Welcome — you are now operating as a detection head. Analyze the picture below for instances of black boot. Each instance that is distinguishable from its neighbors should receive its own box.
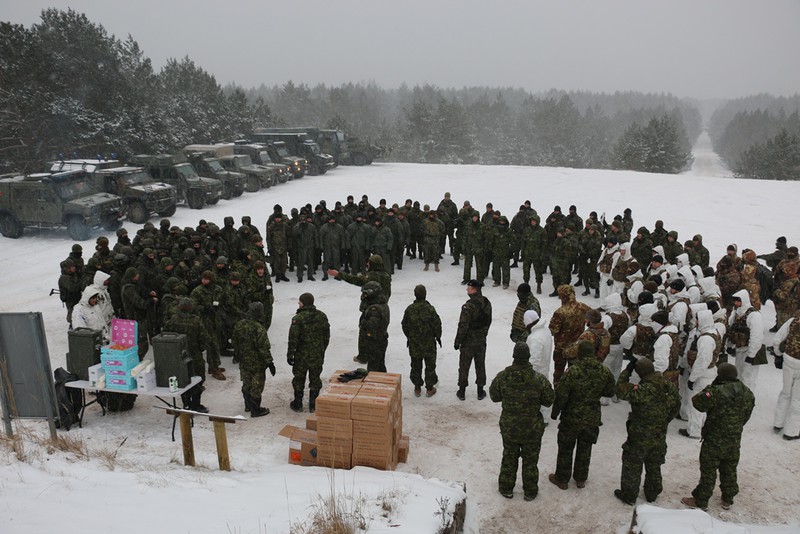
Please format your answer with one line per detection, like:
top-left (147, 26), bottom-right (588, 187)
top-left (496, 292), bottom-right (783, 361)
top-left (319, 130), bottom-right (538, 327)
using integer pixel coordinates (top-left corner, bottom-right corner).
top-left (191, 389), bottom-right (209, 413)
top-left (456, 387), bottom-right (465, 401)
top-left (242, 391), bottom-right (251, 412)
top-left (594, 288), bottom-right (600, 298)
top-left (582, 289), bottom-right (591, 296)
top-left (250, 394), bottom-right (269, 417)
top-left (309, 390), bottom-right (320, 413)
top-left (289, 390), bottom-right (304, 412)
top-left (549, 290), bottom-right (558, 297)
top-left (575, 279), bottom-right (583, 287)
top-left (477, 386), bottom-right (486, 400)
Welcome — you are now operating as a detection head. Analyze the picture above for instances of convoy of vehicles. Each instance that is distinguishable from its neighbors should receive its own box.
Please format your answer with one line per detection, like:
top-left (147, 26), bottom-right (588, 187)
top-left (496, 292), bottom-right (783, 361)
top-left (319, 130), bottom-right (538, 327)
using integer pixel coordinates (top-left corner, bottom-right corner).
top-left (182, 145), bottom-right (247, 200)
top-left (128, 154), bottom-right (223, 210)
top-left (251, 131), bottom-right (335, 175)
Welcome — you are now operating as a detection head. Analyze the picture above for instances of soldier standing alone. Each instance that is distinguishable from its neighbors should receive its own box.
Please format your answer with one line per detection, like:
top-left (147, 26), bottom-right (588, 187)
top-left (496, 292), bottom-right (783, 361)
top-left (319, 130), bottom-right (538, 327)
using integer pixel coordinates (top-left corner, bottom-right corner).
top-left (232, 302), bottom-right (275, 417)
top-left (490, 342), bottom-right (555, 501)
top-left (287, 293), bottom-right (331, 413)
top-left (401, 285), bottom-right (442, 397)
top-left (455, 280), bottom-right (493, 400)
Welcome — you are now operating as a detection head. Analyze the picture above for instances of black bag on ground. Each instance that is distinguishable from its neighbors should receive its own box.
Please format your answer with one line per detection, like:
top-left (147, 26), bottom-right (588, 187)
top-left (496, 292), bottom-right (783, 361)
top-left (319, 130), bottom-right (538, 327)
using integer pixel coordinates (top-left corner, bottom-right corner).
top-left (96, 391), bottom-right (137, 412)
top-left (53, 367), bottom-right (82, 430)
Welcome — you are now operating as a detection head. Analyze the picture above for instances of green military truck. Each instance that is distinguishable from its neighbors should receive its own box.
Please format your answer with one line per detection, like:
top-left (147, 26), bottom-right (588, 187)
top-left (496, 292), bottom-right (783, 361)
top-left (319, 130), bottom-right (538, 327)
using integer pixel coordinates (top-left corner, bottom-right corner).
top-left (50, 160), bottom-right (178, 224)
top-left (344, 135), bottom-right (389, 166)
top-left (0, 169), bottom-right (124, 240)
top-left (232, 143), bottom-right (291, 184)
top-left (253, 127), bottom-right (350, 167)
top-left (128, 154), bottom-right (222, 210)
top-left (251, 132), bottom-right (334, 175)
top-left (218, 153), bottom-right (280, 191)
top-left (182, 145), bottom-right (246, 199)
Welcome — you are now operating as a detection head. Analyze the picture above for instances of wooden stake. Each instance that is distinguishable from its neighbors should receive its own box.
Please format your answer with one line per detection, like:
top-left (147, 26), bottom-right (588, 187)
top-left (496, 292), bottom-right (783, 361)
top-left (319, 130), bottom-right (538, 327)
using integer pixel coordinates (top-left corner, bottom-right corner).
top-left (213, 420), bottom-right (230, 471)
top-left (180, 413), bottom-right (195, 467)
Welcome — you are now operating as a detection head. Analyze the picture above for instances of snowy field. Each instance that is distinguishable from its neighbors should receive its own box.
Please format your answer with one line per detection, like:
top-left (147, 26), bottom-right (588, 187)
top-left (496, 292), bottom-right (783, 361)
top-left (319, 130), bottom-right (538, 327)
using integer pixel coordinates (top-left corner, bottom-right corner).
top-left (1, 157), bottom-right (799, 534)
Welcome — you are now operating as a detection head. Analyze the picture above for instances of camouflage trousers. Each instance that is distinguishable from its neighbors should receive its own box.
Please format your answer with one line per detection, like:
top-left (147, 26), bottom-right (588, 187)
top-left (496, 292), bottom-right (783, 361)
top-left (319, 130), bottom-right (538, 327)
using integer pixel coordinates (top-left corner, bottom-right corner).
top-left (522, 257), bottom-right (546, 285)
top-left (458, 342), bottom-right (487, 388)
top-left (499, 433), bottom-right (544, 498)
top-left (423, 236), bottom-right (441, 265)
top-left (240, 364), bottom-right (267, 399)
top-left (292, 358), bottom-right (323, 393)
top-left (691, 440), bottom-right (741, 507)
top-left (580, 257), bottom-right (600, 289)
top-left (492, 255), bottom-right (510, 286)
top-left (462, 252), bottom-right (483, 282)
top-left (359, 330), bottom-right (388, 373)
top-left (271, 250), bottom-right (288, 277)
top-left (554, 425), bottom-right (600, 484)
top-left (551, 261), bottom-right (571, 290)
top-left (296, 247), bottom-right (315, 280)
top-left (618, 439), bottom-right (667, 502)
top-left (201, 316), bottom-right (221, 370)
top-left (350, 247), bottom-right (367, 274)
top-left (409, 347), bottom-right (438, 388)
top-left (552, 345), bottom-right (569, 387)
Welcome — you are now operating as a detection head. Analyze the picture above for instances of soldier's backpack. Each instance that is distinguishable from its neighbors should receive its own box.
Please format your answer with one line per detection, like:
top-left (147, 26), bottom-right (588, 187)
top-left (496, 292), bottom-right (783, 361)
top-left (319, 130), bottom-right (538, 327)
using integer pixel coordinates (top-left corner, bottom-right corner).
top-left (53, 367), bottom-right (82, 430)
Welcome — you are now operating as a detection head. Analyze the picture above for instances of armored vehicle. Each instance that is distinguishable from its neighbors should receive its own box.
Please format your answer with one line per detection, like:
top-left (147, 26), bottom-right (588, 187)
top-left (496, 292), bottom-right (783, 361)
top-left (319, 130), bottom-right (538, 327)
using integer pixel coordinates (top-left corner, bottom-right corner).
top-left (0, 169), bottom-right (123, 240)
top-left (345, 135), bottom-right (389, 166)
top-left (232, 143), bottom-right (291, 184)
top-left (51, 160), bottom-right (177, 224)
top-left (251, 132), bottom-right (336, 175)
top-left (182, 145), bottom-right (246, 199)
top-left (254, 127), bottom-right (349, 166)
top-left (128, 154), bottom-right (222, 210)
top-left (218, 154), bottom-right (279, 191)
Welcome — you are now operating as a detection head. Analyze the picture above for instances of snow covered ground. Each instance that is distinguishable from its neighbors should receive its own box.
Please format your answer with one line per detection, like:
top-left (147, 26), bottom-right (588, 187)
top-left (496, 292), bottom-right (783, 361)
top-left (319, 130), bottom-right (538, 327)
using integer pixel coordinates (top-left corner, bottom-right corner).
top-left (1, 158), bottom-right (799, 534)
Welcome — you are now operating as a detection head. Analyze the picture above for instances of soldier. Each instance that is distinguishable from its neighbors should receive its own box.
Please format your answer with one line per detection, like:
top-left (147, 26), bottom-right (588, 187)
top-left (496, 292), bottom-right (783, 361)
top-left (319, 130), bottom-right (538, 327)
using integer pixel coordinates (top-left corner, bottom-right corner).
top-left (460, 210), bottom-right (484, 284)
top-left (521, 215), bottom-right (547, 294)
top-left (267, 213), bottom-right (290, 282)
top-left (245, 260), bottom-right (274, 331)
top-left (358, 281), bottom-right (391, 372)
top-left (772, 308), bottom-right (800, 440)
top-left (509, 205), bottom-right (530, 269)
top-left (66, 244), bottom-right (84, 276)
top-left (548, 340), bottom-right (615, 491)
top-left (630, 227), bottom-right (653, 271)
top-left (679, 310), bottom-right (720, 439)
top-left (422, 208), bottom-right (445, 271)
top-left (726, 289), bottom-right (765, 393)
top-left (577, 222), bottom-right (603, 297)
top-left (437, 192), bottom-right (458, 257)
top-left (454, 280), bottom-right (493, 400)
top-left (293, 213), bottom-right (319, 282)
top-left (621, 208), bottom-right (634, 236)
top-left (682, 363), bottom-right (755, 512)
top-left (330, 253), bottom-right (392, 305)
top-left (597, 237), bottom-right (619, 300)
top-left (491, 216), bottom-right (513, 289)
top-left (600, 293), bottom-right (630, 404)
top-left (650, 220), bottom-right (668, 249)
top-left (757, 236), bottom-right (788, 269)
top-left (510, 283), bottom-right (542, 342)
top-left (58, 258), bottom-right (82, 328)
top-left (772, 255), bottom-right (800, 333)
top-left (319, 215), bottom-right (345, 280)
top-left (663, 231), bottom-right (683, 264)
top-left (394, 211), bottom-right (410, 271)
top-left (219, 271), bottom-right (249, 357)
top-left (72, 287), bottom-right (111, 341)
top-left (565, 309), bottom-right (610, 364)
top-left (190, 270), bottom-right (225, 380)
top-left (346, 212), bottom-right (371, 274)
top-left (121, 267), bottom-right (157, 359)
top-left (490, 342), bottom-right (555, 501)
top-left (164, 298), bottom-right (214, 413)
top-left (716, 255), bottom-right (742, 313)
top-left (232, 302), bottom-right (275, 417)
top-left (613, 357), bottom-right (680, 505)
top-left (287, 293), bottom-right (330, 413)
top-left (549, 226), bottom-right (572, 296)
top-left (371, 218), bottom-right (394, 274)
top-left (401, 285), bottom-right (442, 397)
top-left (524, 310), bottom-right (553, 390)
top-left (739, 250), bottom-right (763, 311)
top-left (406, 201), bottom-right (424, 260)
top-left (549, 285), bottom-right (591, 386)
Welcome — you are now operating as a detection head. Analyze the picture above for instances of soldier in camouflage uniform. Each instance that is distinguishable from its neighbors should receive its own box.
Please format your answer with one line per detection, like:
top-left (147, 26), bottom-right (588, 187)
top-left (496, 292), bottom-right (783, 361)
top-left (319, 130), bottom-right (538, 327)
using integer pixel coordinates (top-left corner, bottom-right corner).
top-left (358, 281), bottom-right (391, 372)
top-left (422, 209), bottom-right (445, 271)
top-left (121, 267), bottom-right (157, 359)
top-left (549, 285), bottom-right (591, 386)
top-left (164, 298), bottom-right (213, 413)
top-left (401, 285), bottom-right (442, 397)
top-left (461, 210), bottom-right (485, 284)
top-left (246, 260), bottom-right (274, 331)
top-left (510, 283), bottom-right (542, 342)
top-left (232, 302), bottom-right (275, 417)
top-left (521, 215), bottom-right (547, 294)
top-left (406, 201), bottom-right (424, 260)
top-left (293, 214), bottom-right (320, 282)
top-left (772, 309), bottom-right (800, 440)
top-left (319, 215), bottom-right (345, 279)
top-left (287, 292), bottom-right (331, 413)
top-left (549, 340), bottom-right (615, 491)
top-left (490, 342), bottom-right (555, 501)
top-left (489, 216), bottom-right (513, 289)
top-left (371, 218), bottom-right (394, 274)
top-left (613, 358), bottom-right (680, 505)
top-left (58, 258), bottom-right (82, 328)
top-left (330, 254), bottom-right (392, 306)
top-left (576, 222), bottom-right (603, 297)
top-left (190, 270), bottom-right (225, 380)
top-left (455, 280), bottom-right (493, 400)
top-left (220, 271), bottom-right (249, 358)
top-left (549, 226), bottom-right (573, 297)
top-left (267, 214), bottom-right (290, 282)
top-left (346, 213), bottom-right (371, 274)
top-left (437, 192), bottom-right (459, 256)
top-left (682, 363), bottom-right (755, 511)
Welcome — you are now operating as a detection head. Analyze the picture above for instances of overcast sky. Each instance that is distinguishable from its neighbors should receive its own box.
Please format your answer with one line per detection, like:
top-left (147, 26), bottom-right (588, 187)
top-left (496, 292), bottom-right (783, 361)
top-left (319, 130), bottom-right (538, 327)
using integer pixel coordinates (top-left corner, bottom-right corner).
top-left (2, 0), bottom-right (799, 99)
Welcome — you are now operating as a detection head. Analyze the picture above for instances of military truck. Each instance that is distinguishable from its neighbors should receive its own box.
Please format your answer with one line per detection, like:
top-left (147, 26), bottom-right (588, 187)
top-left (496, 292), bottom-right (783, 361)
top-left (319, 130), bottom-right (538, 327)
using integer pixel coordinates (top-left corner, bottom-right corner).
top-left (253, 127), bottom-right (349, 166)
top-left (251, 131), bottom-right (334, 175)
top-left (217, 153), bottom-right (279, 191)
top-left (344, 135), bottom-right (389, 166)
top-left (50, 160), bottom-right (178, 224)
top-left (182, 145), bottom-right (246, 199)
top-left (128, 154), bottom-right (222, 210)
top-left (232, 143), bottom-right (291, 184)
top-left (0, 169), bottom-right (124, 240)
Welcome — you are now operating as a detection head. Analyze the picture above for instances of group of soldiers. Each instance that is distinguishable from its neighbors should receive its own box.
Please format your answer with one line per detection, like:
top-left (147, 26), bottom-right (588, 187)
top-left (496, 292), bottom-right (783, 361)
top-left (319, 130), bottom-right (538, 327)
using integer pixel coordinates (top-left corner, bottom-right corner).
top-left (55, 193), bottom-right (800, 513)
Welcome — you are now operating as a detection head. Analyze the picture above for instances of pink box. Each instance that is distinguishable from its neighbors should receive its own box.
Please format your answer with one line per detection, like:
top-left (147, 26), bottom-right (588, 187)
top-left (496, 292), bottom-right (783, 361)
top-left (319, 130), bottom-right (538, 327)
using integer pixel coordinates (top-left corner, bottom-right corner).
top-left (111, 319), bottom-right (138, 347)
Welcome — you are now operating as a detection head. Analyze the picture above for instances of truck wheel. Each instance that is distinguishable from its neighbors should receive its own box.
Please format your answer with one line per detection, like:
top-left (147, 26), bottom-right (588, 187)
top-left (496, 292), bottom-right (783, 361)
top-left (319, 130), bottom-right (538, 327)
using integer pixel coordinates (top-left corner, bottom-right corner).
top-left (188, 191), bottom-right (205, 209)
top-left (67, 217), bottom-right (90, 241)
top-left (232, 186), bottom-right (244, 198)
top-left (246, 176), bottom-right (261, 193)
top-left (206, 197), bottom-right (219, 205)
top-left (158, 204), bottom-right (177, 217)
top-left (128, 201), bottom-right (148, 224)
top-left (221, 183), bottom-right (233, 200)
top-left (0, 213), bottom-right (23, 238)
top-left (279, 174), bottom-right (288, 184)
top-left (103, 218), bottom-right (122, 232)
top-left (352, 153), bottom-right (368, 166)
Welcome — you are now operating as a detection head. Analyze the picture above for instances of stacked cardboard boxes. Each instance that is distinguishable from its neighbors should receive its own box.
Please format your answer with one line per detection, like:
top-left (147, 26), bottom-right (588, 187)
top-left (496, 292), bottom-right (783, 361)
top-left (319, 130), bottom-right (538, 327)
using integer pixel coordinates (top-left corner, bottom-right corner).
top-left (278, 370), bottom-right (410, 470)
top-left (102, 319), bottom-right (139, 391)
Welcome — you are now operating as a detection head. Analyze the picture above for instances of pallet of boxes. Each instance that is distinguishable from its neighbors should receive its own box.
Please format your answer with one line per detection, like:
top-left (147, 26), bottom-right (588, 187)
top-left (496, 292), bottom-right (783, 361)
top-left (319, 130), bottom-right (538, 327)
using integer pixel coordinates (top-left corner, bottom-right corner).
top-left (279, 371), bottom-right (410, 470)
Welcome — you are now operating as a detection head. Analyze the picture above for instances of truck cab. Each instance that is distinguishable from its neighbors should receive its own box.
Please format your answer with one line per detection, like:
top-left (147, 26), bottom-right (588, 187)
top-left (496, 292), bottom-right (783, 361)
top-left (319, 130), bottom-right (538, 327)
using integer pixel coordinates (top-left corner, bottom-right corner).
top-left (232, 143), bottom-right (291, 184)
top-left (182, 145), bottom-right (246, 199)
top-left (218, 153), bottom-right (280, 190)
top-left (129, 154), bottom-right (222, 210)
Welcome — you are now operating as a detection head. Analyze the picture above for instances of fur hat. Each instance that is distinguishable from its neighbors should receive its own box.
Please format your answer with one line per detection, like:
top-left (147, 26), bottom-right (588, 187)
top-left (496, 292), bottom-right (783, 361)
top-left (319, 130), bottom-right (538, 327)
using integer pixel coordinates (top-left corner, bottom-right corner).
top-left (513, 342), bottom-right (531, 361)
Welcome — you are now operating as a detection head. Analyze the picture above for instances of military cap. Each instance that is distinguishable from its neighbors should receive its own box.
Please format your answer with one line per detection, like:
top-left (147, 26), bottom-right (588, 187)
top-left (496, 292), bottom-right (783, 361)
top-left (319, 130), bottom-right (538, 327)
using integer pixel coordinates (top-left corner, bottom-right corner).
top-left (251, 234), bottom-right (263, 244)
top-left (143, 222), bottom-right (155, 231)
top-left (253, 260), bottom-right (266, 270)
top-left (70, 244), bottom-right (82, 253)
top-left (717, 362), bottom-right (738, 381)
top-left (513, 342), bottom-right (531, 361)
top-left (467, 279), bottom-right (483, 288)
top-left (116, 227), bottom-right (128, 237)
top-left (637, 291), bottom-right (654, 305)
top-left (159, 257), bottom-right (174, 268)
top-left (242, 216), bottom-right (252, 224)
top-left (142, 247), bottom-right (155, 257)
top-left (299, 292), bottom-right (314, 307)
top-left (229, 271), bottom-right (242, 281)
top-left (113, 253), bottom-right (128, 266)
top-left (178, 297), bottom-right (194, 312)
top-left (611, 220), bottom-right (622, 229)
top-left (160, 218), bottom-right (171, 228)
top-left (553, 205), bottom-right (561, 212)
top-left (651, 310), bottom-right (670, 326)
top-left (788, 247), bottom-right (798, 259)
top-left (569, 205), bottom-right (577, 211)
top-left (414, 284), bottom-right (427, 300)
top-left (96, 236), bottom-right (109, 246)
top-left (624, 208), bottom-right (632, 214)
top-left (201, 270), bottom-right (215, 281)
top-left (165, 277), bottom-right (181, 291)
top-left (61, 258), bottom-right (75, 268)
top-left (215, 256), bottom-right (228, 265)
top-left (635, 358), bottom-right (654, 377)
top-left (651, 254), bottom-right (664, 264)
top-left (586, 309), bottom-right (603, 324)
top-left (368, 254), bottom-right (383, 265)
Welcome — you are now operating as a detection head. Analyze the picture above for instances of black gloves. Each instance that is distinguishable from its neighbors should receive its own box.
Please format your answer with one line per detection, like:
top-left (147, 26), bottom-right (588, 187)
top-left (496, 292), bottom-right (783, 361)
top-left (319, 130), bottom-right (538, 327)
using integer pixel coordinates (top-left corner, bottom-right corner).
top-left (624, 359), bottom-right (637, 374)
top-left (607, 279), bottom-right (614, 287)
top-left (622, 349), bottom-right (634, 362)
top-left (287, 356), bottom-right (295, 366)
top-left (688, 380), bottom-right (694, 390)
top-left (774, 355), bottom-right (784, 370)
top-left (454, 343), bottom-right (460, 351)
top-left (726, 346), bottom-right (736, 356)
top-left (744, 356), bottom-right (754, 364)
top-left (267, 363), bottom-right (276, 376)
top-left (436, 337), bottom-right (442, 348)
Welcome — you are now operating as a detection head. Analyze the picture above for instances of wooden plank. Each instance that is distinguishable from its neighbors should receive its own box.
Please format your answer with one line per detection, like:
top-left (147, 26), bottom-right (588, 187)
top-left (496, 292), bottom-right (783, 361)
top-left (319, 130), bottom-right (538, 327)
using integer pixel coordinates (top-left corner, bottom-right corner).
top-left (213, 421), bottom-right (231, 471)
top-left (179, 413), bottom-right (195, 467)
top-left (155, 405), bottom-right (245, 422)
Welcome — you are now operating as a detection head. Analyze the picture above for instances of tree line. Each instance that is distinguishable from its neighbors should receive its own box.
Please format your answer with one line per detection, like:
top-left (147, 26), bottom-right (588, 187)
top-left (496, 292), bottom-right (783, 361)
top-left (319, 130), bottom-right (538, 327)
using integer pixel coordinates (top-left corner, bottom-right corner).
top-left (2, 8), bottom-right (698, 175)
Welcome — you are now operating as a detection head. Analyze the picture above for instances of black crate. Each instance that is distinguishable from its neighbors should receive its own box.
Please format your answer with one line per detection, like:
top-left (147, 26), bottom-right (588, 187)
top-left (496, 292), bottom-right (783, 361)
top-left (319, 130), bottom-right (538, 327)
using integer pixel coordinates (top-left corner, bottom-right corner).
top-left (152, 332), bottom-right (191, 388)
top-left (66, 328), bottom-right (102, 380)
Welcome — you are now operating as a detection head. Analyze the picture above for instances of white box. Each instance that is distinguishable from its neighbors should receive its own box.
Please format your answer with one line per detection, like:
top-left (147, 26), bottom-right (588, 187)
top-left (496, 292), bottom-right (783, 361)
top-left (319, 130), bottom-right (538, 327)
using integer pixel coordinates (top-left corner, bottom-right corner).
top-left (136, 369), bottom-right (157, 392)
top-left (88, 364), bottom-right (105, 386)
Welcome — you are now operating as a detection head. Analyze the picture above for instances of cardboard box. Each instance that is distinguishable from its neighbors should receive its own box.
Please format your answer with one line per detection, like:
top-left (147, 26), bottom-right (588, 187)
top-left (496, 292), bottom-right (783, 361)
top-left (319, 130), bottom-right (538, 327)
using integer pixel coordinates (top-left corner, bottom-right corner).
top-left (358, 383), bottom-right (396, 398)
top-left (363, 372), bottom-right (401, 387)
top-left (316, 451), bottom-right (352, 469)
top-left (106, 376), bottom-right (137, 391)
top-left (278, 426), bottom-right (318, 467)
top-left (305, 414), bottom-right (317, 431)
top-left (325, 383), bottom-right (363, 396)
top-left (317, 417), bottom-right (354, 449)
top-left (352, 449), bottom-right (395, 471)
top-left (136, 369), bottom-right (157, 392)
top-left (315, 393), bottom-right (355, 420)
top-left (352, 420), bottom-right (394, 444)
top-left (350, 394), bottom-right (393, 423)
top-left (329, 369), bottom-right (365, 384)
top-left (88, 363), bottom-right (105, 385)
top-left (398, 435), bottom-right (410, 463)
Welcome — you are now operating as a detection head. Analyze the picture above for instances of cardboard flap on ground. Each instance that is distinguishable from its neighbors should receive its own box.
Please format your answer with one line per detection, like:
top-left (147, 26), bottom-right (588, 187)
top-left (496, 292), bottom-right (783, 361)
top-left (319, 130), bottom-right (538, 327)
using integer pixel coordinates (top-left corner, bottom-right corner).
top-left (315, 393), bottom-right (355, 420)
top-left (277, 425), bottom-right (318, 466)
